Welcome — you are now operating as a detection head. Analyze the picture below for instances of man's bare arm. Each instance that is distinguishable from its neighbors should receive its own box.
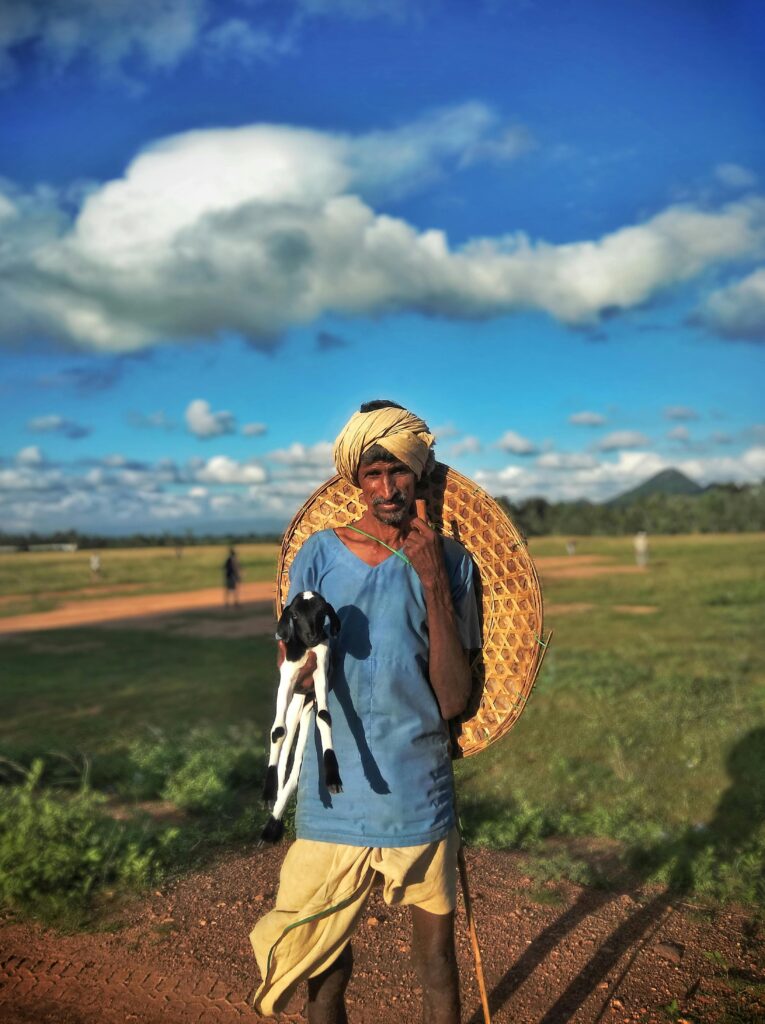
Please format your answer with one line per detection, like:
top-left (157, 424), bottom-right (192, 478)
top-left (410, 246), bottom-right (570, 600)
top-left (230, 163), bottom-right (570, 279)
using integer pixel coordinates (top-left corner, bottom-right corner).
top-left (404, 518), bottom-right (472, 720)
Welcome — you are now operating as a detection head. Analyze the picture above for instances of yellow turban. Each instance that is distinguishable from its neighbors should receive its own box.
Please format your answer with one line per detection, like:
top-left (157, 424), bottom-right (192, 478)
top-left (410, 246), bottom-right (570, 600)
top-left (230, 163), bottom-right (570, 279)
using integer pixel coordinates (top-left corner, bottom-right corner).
top-left (333, 406), bottom-right (436, 486)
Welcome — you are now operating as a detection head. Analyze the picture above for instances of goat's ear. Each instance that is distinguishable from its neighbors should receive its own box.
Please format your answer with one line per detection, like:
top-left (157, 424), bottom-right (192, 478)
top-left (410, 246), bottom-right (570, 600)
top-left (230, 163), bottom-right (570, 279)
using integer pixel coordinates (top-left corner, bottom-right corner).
top-left (327, 606), bottom-right (341, 637)
top-left (275, 606), bottom-right (294, 642)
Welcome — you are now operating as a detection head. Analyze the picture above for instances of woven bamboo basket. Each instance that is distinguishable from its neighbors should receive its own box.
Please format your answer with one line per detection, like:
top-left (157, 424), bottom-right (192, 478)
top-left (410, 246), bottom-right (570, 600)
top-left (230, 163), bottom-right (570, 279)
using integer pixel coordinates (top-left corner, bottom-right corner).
top-left (277, 461), bottom-right (548, 758)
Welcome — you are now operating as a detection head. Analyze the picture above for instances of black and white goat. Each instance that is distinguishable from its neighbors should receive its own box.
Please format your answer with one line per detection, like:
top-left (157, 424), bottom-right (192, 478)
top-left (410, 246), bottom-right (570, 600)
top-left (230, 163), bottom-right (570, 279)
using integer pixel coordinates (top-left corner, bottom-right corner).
top-left (260, 591), bottom-right (342, 843)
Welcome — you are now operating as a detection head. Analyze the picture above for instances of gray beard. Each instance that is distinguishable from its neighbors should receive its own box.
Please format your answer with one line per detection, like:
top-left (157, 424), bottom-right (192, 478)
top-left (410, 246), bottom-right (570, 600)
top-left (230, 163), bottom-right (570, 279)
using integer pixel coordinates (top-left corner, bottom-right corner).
top-left (373, 506), bottom-right (407, 525)
top-left (372, 493), bottom-right (408, 525)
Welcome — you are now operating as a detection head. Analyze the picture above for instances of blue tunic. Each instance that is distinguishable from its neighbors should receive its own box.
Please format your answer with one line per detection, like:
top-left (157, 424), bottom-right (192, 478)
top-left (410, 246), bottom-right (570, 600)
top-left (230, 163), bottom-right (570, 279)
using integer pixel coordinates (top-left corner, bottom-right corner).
top-left (286, 528), bottom-right (481, 847)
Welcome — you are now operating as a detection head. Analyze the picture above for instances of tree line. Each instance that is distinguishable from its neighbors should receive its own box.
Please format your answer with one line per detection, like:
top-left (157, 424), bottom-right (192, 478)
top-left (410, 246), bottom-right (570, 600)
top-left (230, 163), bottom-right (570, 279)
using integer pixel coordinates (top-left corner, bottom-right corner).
top-left (498, 482), bottom-right (765, 537)
top-left (0, 529), bottom-right (283, 551)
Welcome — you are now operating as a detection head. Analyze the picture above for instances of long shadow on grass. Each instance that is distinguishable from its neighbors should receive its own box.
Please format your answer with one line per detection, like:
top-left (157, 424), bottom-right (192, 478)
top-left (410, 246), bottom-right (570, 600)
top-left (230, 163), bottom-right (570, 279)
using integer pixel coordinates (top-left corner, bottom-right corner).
top-left (467, 727), bottom-right (765, 1024)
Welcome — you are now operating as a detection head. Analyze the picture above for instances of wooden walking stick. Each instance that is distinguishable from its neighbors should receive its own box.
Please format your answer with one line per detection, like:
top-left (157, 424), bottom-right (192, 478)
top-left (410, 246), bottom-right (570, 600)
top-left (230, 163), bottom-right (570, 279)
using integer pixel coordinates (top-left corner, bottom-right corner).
top-left (457, 825), bottom-right (492, 1024)
top-left (416, 498), bottom-right (492, 1024)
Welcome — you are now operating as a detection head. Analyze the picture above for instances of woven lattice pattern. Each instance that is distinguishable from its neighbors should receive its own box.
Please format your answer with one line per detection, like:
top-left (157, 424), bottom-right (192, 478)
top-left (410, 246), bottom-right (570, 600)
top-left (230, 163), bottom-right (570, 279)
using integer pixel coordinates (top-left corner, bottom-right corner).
top-left (277, 463), bottom-right (545, 757)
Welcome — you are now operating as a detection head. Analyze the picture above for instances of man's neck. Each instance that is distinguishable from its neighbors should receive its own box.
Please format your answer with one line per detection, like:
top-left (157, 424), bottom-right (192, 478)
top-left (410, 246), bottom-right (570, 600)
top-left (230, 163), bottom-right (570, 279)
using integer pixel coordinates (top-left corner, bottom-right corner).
top-left (356, 509), bottom-right (412, 547)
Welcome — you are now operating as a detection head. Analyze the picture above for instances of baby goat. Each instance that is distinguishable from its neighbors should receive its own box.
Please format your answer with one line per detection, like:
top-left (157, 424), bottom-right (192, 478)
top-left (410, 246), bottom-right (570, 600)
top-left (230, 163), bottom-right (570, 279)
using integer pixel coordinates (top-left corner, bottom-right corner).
top-left (260, 591), bottom-right (341, 843)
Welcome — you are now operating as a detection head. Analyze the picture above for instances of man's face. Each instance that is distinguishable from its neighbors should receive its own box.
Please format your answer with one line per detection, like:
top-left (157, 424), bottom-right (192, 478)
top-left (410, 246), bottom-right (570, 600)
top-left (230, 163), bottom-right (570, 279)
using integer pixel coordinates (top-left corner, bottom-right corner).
top-left (357, 459), bottom-right (416, 526)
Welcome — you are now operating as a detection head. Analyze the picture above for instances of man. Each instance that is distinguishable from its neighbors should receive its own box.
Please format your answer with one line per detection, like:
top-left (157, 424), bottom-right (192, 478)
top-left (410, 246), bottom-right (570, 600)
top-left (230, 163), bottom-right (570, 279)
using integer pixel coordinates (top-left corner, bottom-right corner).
top-left (223, 546), bottom-right (242, 607)
top-left (251, 400), bottom-right (481, 1024)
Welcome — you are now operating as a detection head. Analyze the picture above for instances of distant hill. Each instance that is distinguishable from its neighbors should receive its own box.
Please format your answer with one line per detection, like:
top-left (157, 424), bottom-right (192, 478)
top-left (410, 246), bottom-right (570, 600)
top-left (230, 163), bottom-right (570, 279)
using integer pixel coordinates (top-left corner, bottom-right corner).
top-left (607, 468), bottom-right (703, 506)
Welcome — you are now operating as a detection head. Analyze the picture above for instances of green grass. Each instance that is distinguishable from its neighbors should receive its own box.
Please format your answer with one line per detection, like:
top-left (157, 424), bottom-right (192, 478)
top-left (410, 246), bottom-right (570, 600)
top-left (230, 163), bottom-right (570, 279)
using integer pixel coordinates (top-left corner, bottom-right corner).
top-left (0, 613), bottom-right (274, 785)
top-left (455, 533), bottom-right (765, 904)
top-left (0, 614), bottom-right (277, 925)
top-left (1, 533), bottom-right (763, 923)
top-left (0, 543), bottom-right (279, 608)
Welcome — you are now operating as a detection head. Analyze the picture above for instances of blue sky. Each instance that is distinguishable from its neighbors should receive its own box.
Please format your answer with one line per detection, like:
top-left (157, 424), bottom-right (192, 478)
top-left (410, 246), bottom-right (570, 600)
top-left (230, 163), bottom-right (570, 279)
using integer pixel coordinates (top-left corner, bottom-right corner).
top-left (1, 0), bottom-right (763, 534)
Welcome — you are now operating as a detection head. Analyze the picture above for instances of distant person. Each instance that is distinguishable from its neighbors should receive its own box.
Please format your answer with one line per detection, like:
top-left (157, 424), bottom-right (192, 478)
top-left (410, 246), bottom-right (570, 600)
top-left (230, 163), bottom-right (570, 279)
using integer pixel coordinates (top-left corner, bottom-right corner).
top-left (223, 547), bottom-right (241, 607)
top-left (633, 530), bottom-right (649, 568)
top-left (89, 552), bottom-right (101, 581)
top-left (566, 539), bottom-right (577, 556)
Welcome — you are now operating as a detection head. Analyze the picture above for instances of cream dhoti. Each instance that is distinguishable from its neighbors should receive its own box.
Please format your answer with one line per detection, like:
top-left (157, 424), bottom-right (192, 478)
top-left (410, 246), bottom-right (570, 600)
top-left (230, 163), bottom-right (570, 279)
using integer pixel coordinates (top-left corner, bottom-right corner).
top-left (251, 828), bottom-right (458, 1016)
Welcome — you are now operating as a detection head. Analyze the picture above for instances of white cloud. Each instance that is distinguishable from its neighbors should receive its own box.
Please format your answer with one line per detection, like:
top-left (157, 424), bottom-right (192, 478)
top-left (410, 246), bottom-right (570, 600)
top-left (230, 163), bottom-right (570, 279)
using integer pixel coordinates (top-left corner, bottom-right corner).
top-left (195, 455), bottom-right (267, 485)
top-left (0, 451), bottom-right (288, 533)
top-left (28, 414), bottom-right (63, 431)
top-left (128, 409), bottom-right (175, 430)
top-left (0, 0), bottom-right (421, 90)
top-left (268, 440), bottom-right (334, 469)
top-left (0, 463), bottom-right (63, 491)
top-left (0, 0), bottom-right (208, 87)
top-left (16, 445), bottom-right (43, 465)
top-left (667, 426), bottom-right (690, 442)
top-left (476, 446), bottom-right (765, 504)
top-left (203, 18), bottom-right (291, 66)
top-left (2, 112), bottom-right (764, 353)
top-left (185, 399), bottom-right (236, 438)
top-left (598, 431), bottom-right (651, 451)
top-left (696, 267), bottom-right (765, 342)
top-left (496, 430), bottom-right (537, 455)
top-left (242, 422), bottom-right (268, 437)
top-left (481, 452), bottom-right (665, 502)
top-left (432, 422), bottom-right (460, 440)
top-left (27, 413), bottom-right (91, 438)
top-left (210, 494), bottom-right (237, 512)
top-left (349, 104), bottom-right (531, 200)
top-left (715, 163), bottom-right (758, 191)
top-left (458, 124), bottom-right (535, 167)
top-left (677, 446), bottom-right (765, 486)
top-left (449, 435), bottom-right (482, 458)
top-left (569, 411), bottom-right (606, 426)
top-left (535, 452), bottom-right (598, 470)
top-left (664, 406), bottom-right (699, 421)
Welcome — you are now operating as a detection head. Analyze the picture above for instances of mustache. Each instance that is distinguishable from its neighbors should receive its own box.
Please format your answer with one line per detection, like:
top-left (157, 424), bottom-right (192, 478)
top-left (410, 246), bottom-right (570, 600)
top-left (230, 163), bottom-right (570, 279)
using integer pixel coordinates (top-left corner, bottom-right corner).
top-left (372, 491), bottom-right (408, 507)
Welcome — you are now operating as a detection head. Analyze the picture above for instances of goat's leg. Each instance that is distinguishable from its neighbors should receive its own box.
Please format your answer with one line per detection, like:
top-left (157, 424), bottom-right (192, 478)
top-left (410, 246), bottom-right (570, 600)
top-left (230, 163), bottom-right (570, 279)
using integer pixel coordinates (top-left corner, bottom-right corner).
top-left (277, 691), bottom-right (305, 793)
top-left (260, 697), bottom-right (315, 844)
top-left (312, 643), bottom-right (342, 794)
top-left (262, 659), bottom-right (301, 806)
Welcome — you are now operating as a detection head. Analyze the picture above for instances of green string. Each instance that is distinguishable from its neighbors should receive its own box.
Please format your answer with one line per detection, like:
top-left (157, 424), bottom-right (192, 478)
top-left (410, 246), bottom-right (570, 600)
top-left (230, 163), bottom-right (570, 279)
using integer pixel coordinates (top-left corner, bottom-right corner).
top-left (344, 524), bottom-right (412, 566)
top-left (534, 632), bottom-right (549, 648)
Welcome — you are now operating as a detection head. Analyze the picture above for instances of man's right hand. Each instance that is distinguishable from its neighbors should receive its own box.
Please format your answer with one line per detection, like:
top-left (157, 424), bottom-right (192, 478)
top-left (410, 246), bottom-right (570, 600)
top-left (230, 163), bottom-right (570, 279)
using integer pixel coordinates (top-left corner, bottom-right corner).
top-left (277, 639), bottom-right (317, 695)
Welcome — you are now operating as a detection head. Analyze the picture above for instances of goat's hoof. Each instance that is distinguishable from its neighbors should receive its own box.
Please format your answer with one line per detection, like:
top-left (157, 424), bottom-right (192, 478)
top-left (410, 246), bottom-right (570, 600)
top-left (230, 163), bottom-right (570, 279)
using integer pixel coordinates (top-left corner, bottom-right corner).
top-left (262, 766), bottom-right (278, 806)
top-left (260, 816), bottom-right (285, 844)
top-left (323, 750), bottom-right (342, 794)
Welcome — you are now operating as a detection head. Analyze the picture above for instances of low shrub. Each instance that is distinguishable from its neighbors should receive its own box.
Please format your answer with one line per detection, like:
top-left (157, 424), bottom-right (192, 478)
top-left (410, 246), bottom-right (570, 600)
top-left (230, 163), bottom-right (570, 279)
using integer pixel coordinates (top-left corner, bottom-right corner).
top-left (120, 724), bottom-right (264, 811)
top-left (0, 760), bottom-right (182, 923)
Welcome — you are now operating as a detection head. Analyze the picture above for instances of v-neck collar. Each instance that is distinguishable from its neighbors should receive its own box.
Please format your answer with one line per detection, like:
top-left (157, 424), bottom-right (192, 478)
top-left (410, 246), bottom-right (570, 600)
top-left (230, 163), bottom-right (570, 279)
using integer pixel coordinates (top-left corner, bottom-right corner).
top-left (331, 526), bottom-right (409, 570)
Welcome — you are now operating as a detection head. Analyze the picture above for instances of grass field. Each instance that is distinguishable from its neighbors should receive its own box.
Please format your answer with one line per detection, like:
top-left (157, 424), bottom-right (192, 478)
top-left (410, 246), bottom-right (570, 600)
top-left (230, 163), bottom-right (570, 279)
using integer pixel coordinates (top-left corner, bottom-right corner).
top-left (0, 534), bottom-right (763, 923)
top-left (0, 544), bottom-right (280, 617)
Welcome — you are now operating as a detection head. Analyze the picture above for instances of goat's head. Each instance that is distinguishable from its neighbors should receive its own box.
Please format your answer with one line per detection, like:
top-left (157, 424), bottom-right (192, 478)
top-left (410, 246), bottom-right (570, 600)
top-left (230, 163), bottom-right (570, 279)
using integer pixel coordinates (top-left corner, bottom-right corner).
top-left (276, 591), bottom-right (341, 648)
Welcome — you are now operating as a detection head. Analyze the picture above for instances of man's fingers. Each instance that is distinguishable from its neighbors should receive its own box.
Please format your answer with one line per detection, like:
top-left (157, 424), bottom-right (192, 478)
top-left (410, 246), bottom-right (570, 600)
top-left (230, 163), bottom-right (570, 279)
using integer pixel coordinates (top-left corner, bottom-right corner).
top-left (408, 517), bottom-right (432, 535)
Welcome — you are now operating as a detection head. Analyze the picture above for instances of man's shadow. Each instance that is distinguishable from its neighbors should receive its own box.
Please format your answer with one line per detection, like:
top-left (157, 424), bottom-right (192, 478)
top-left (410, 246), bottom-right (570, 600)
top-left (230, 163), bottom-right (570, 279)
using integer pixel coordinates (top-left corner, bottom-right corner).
top-left (466, 727), bottom-right (765, 1024)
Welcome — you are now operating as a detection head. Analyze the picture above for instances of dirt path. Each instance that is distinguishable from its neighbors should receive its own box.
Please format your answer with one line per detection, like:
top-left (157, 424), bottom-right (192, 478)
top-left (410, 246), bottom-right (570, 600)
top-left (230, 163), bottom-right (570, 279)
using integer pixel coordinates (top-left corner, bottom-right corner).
top-left (0, 555), bottom-right (644, 636)
top-left (0, 845), bottom-right (761, 1024)
top-left (0, 582), bottom-right (277, 635)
